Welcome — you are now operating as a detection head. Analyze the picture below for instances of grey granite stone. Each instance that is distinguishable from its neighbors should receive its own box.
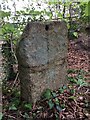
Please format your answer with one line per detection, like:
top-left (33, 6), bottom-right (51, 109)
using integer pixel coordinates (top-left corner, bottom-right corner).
top-left (16, 21), bottom-right (68, 103)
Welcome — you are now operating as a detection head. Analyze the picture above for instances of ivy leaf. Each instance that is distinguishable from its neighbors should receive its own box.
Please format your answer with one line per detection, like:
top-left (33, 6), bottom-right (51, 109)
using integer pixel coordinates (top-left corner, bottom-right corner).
top-left (59, 86), bottom-right (67, 93)
top-left (48, 99), bottom-right (54, 109)
top-left (67, 69), bottom-right (76, 74)
top-left (70, 89), bottom-right (75, 94)
top-left (9, 104), bottom-right (17, 110)
top-left (68, 77), bottom-right (77, 83)
top-left (52, 92), bottom-right (57, 98)
top-left (77, 79), bottom-right (87, 86)
top-left (73, 32), bottom-right (78, 38)
top-left (43, 89), bottom-right (52, 99)
top-left (24, 103), bottom-right (32, 110)
top-left (23, 112), bottom-right (30, 119)
top-left (55, 98), bottom-right (59, 105)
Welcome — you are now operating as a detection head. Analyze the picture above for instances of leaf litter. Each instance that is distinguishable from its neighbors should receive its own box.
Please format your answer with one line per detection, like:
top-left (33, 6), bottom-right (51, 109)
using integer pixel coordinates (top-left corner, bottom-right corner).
top-left (2, 33), bottom-right (90, 120)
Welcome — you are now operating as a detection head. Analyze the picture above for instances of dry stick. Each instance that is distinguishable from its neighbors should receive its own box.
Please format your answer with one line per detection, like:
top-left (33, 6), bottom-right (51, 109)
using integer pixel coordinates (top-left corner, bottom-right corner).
top-left (85, 89), bottom-right (89, 94)
top-left (11, 72), bottom-right (19, 89)
top-left (6, 115), bottom-right (17, 119)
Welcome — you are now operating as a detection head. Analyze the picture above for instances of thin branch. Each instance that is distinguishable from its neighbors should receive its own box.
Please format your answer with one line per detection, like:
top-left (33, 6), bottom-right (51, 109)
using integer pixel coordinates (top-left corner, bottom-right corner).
top-left (11, 72), bottom-right (19, 89)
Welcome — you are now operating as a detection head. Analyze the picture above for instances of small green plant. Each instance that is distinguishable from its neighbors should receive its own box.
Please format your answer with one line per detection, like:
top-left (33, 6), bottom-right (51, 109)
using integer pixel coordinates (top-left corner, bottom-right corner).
top-left (48, 99), bottom-right (54, 109)
top-left (70, 89), bottom-right (75, 94)
top-left (68, 69), bottom-right (88, 87)
top-left (9, 98), bottom-right (20, 111)
top-left (68, 76), bottom-right (87, 86)
top-left (51, 92), bottom-right (57, 98)
top-left (76, 77), bottom-right (87, 87)
top-left (67, 69), bottom-right (77, 74)
top-left (42, 89), bottom-right (52, 99)
top-left (73, 32), bottom-right (78, 38)
top-left (21, 112), bottom-right (30, 119)
top-left (54, 98), bottom-right (65, 112)
top-left (24, 103), bottom-right (32, 110)
top-left (59, 86), bottom-right (67, 93)
top-left (54, 98), bottom-right (60, 105)
top-left (9, 104), bottom-right (17, 111)
top-left (76, 70), bottom-right (88, 86)
top-left (67, 76), bottom-right (77, 83)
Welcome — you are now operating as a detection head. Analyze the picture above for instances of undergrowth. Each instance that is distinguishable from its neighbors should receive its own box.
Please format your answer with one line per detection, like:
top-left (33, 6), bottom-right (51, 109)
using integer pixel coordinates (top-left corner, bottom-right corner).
top-left (2, 69), bottom-right (90, 120)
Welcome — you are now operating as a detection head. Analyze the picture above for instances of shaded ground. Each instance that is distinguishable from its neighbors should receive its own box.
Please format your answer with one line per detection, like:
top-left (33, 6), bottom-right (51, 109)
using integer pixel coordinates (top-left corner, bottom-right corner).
top-left (2, 32), bottom-right (90, 120)
top-left (68, 33), bottom-right (90, 83)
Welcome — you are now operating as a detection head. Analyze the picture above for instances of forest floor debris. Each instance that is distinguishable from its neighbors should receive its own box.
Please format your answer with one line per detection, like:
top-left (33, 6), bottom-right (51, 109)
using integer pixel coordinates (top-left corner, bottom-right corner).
top-left (2, 33), bottom-right (90, 120)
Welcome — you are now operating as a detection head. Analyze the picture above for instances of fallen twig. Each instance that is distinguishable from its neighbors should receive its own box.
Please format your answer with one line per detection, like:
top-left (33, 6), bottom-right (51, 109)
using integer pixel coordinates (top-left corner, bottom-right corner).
top-left (11, 72), bottom-right (19, 89)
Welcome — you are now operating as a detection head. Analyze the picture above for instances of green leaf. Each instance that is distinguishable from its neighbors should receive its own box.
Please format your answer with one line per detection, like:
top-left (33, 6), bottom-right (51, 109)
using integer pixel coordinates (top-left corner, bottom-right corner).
top-left (48, 99), bottom-right (54, 109)
top-left (0, 11), bottom-right (11, 18)
top-left (0, 113), bottom-right (3, 120)
top-left (9, 104), bottom-right (17, 110)
top-left (85, 1), bottom-right (90, 16)
top-left (59, 87), bottom-right (63, 93)
top-left (61, 104), bottom-right (65, 109)
top-left (2, 23), bottom-right (15, 33)
top-left (43, 89), bottom-right (52, 99)
top-left (15, 91), bottom-right (20, 97)
top-left (24, 103), bottom-right (32, 110)
top-left (67, 69), bottom-right (76, 74)
top-left (68, 77), bottom-right (77, 83)
top-left (59, 86), bottom-right (67, 93)
top-left (70, 89), bottom-right (75, 94)
top-left (57, 13), bottom-right (63, 19)
top-left (52, 92), bottom-right (57, 98)
top-left (55, 98), bottom-right (59, 105)
top-left (11, 99), bottom-right (20, 107)
top-left (63, 86), bottom-right (67, 90)
top-left (23, 112), bottom-right (30, 119)
top-left (68, 96), bottom-right (76, 100)
top-left (73, 32), bottom-right (78, 38)
top-left (77, 79), bottom-right (87, 86)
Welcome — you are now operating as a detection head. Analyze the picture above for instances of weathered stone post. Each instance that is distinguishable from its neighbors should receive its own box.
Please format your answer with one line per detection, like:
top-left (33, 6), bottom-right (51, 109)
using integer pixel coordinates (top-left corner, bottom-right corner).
top-left (16, 21), bottom-right (68, 103)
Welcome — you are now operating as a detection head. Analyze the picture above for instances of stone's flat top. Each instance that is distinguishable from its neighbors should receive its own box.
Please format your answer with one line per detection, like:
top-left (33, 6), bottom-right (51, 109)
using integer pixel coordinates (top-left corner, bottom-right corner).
top-left (26, 20), bottom-right (66, 24)
top-left (22, 21), bottom-right (67, 34)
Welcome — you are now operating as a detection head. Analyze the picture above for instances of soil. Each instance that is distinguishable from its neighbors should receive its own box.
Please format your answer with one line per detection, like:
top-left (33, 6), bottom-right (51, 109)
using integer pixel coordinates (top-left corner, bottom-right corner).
top-left (2, 32), bottom-right (90, 120)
